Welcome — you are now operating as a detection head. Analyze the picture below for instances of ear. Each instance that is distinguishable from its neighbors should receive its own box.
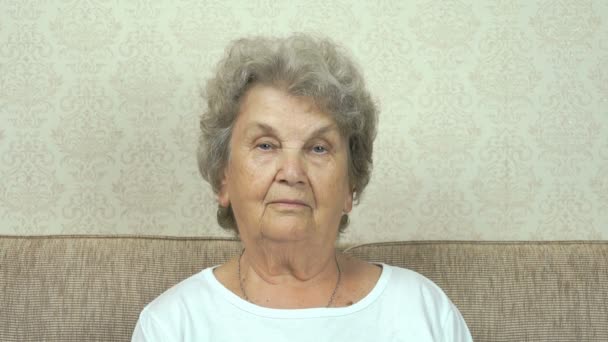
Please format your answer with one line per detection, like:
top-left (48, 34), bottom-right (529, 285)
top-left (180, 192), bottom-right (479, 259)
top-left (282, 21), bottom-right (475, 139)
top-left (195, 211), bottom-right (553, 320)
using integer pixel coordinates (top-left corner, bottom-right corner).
top-left (217, 168), bottom-right (230, 208)
top-left (343, 189), bottom-right (354, 213)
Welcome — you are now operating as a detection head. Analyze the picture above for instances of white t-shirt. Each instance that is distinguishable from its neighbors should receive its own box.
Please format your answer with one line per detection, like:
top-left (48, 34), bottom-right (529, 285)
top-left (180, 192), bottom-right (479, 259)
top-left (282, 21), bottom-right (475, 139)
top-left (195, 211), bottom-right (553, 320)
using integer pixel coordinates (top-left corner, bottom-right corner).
top-left (132, 264), bottom-right (472, 342)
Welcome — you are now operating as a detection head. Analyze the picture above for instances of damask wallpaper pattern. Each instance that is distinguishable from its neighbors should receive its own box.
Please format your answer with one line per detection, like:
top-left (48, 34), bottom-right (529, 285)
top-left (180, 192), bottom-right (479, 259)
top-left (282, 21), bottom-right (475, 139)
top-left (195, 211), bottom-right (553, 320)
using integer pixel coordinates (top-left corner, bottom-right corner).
top-left (0, 0), bottom-right (606, 242)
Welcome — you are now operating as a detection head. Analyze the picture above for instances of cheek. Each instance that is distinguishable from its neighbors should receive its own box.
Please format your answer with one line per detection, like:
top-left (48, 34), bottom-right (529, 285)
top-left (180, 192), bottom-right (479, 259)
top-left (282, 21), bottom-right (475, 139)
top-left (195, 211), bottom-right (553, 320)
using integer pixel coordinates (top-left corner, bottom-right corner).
top-left (232, 155), bottom-right (276, 198)
top-left (310, 161), bottom-right (351, 201)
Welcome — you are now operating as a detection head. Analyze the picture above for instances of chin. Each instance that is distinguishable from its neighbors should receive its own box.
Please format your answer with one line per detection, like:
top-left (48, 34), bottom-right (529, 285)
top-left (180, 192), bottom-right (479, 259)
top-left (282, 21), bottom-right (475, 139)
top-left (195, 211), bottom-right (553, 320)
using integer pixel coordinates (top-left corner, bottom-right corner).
top-left (259, 221), bottom-right (312, 242)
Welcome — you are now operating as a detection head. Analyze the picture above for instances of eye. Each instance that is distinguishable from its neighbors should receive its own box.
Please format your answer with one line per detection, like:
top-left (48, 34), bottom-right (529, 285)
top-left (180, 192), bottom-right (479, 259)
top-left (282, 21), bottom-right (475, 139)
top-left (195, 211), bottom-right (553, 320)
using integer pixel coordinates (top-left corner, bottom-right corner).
top-left (312, 145), bottom-right (328, 154)
top-left (257, 142), bottom-right (273, 151)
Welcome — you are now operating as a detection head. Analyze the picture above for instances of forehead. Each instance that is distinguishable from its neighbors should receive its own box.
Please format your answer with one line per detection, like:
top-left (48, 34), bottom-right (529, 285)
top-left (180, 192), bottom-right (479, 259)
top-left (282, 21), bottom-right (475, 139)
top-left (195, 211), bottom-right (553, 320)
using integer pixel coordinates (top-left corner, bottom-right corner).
top-left (235, 84), bottom-right (340, 137)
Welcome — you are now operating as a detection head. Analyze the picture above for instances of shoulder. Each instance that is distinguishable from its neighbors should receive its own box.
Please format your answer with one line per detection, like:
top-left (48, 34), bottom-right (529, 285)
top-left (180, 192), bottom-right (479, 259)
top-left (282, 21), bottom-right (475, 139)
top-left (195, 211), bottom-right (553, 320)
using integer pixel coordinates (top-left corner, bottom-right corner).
top-left (146, 269), bottom-right (209, 311)
top-left (380, 265), bottom-right (473, 340)
top-left (133, 268), bottom-right (214, 340)
top-left (379, 264), bottom-right (461, 322)
top-left (386, 265), bottom-right (442, 291)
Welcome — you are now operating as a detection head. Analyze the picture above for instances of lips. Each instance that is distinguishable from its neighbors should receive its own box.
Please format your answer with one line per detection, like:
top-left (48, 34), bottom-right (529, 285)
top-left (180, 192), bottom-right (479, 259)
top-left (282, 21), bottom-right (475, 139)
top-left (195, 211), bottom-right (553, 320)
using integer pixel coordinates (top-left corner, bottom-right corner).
top-left (268, 199), bottom-right (310, 207)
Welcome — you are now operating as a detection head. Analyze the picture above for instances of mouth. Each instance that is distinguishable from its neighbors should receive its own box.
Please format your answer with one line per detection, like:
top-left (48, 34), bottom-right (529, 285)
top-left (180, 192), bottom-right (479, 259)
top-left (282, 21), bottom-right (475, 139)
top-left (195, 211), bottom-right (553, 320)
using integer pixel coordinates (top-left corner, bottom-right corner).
top-left (267, 199), bottom-right (310, 208)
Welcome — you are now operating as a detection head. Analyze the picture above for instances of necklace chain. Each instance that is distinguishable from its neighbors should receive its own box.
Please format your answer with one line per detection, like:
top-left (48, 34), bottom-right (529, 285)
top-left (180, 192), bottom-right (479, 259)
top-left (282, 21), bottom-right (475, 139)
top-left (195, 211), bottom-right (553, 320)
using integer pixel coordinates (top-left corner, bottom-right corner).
top-left (237, 249), bottom-right (342, 308)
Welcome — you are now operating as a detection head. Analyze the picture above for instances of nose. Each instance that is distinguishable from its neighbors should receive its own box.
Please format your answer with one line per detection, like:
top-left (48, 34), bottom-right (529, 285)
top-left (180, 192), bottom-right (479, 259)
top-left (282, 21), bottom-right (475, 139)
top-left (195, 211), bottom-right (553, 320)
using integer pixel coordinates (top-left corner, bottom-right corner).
top-left (275, 149), bottom-right (307, 186)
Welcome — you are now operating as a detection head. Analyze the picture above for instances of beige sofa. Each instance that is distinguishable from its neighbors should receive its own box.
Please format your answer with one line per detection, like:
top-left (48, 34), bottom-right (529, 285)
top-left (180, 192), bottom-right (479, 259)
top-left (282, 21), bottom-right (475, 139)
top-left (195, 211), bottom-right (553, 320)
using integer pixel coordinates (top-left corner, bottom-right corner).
top-left (1, 235), bottom-right (607, 341)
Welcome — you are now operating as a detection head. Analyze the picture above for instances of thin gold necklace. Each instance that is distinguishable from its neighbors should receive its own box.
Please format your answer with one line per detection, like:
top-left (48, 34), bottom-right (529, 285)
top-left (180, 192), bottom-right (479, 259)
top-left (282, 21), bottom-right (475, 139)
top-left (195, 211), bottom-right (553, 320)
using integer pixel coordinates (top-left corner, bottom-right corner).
top-left (237, 249), bottom-right (342, 308)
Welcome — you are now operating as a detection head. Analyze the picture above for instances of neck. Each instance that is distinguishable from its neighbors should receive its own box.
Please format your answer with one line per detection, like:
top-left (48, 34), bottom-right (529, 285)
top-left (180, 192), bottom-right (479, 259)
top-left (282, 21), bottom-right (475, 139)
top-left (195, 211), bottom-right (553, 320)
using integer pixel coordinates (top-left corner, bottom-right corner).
top-left (242, 236), bottom-right (337, 280)
top-left (238, 238), bottom-right (341, 308)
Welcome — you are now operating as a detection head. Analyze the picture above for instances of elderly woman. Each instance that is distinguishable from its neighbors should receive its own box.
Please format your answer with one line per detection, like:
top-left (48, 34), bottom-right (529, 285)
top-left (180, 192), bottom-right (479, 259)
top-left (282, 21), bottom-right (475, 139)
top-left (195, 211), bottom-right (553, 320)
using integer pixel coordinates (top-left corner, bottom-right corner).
top-left (132, 34), bottom-right (472, 341)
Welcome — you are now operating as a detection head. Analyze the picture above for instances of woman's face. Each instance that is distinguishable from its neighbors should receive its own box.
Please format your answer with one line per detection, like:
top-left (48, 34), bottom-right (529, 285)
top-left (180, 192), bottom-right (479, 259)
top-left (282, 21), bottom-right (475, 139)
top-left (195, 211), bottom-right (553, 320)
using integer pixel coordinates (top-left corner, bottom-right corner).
top-left (218, 84), bottom-right (353, 244)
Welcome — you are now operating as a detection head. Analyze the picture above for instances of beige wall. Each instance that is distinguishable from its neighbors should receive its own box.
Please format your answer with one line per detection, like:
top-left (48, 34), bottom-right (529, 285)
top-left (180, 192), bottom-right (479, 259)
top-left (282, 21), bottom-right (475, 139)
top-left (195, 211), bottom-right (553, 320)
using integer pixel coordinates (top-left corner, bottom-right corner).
top-left (0, 1), bottom-right (607, 242)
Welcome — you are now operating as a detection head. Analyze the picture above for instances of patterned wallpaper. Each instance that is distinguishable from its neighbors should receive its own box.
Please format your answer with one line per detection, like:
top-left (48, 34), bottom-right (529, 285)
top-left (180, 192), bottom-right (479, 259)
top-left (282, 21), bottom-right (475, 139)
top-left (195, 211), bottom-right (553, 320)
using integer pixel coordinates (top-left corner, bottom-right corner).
top-left (0, 1), bottom-right (607, 242)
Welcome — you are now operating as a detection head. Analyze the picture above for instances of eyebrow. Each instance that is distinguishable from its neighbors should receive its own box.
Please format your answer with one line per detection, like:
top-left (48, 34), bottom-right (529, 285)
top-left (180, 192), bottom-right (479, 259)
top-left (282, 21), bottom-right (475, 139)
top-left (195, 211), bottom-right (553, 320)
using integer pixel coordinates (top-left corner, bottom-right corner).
top-left (248, 122), bottom-right (339, 139)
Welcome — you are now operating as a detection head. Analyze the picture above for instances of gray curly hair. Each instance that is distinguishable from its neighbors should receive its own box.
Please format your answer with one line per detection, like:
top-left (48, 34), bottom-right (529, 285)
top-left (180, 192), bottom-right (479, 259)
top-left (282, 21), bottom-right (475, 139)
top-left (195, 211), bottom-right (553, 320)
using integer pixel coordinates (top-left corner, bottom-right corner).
top-left (197, 34), bottom-right (378, 233)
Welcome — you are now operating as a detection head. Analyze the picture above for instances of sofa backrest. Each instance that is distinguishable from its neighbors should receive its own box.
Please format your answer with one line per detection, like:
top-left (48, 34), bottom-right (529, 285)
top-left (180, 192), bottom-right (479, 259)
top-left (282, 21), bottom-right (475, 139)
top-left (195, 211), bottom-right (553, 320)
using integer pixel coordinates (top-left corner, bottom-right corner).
top-left (1, 236), bottom-right (607, 341)
top-left (1, 236), bottom-right (242, 341)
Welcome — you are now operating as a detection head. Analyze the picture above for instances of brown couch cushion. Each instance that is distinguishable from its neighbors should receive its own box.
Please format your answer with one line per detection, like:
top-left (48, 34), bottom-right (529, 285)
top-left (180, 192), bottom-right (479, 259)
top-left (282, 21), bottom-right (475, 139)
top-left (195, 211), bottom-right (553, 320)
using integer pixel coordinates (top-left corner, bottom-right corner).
top-left (345, 241), bottom-right (608, 342)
